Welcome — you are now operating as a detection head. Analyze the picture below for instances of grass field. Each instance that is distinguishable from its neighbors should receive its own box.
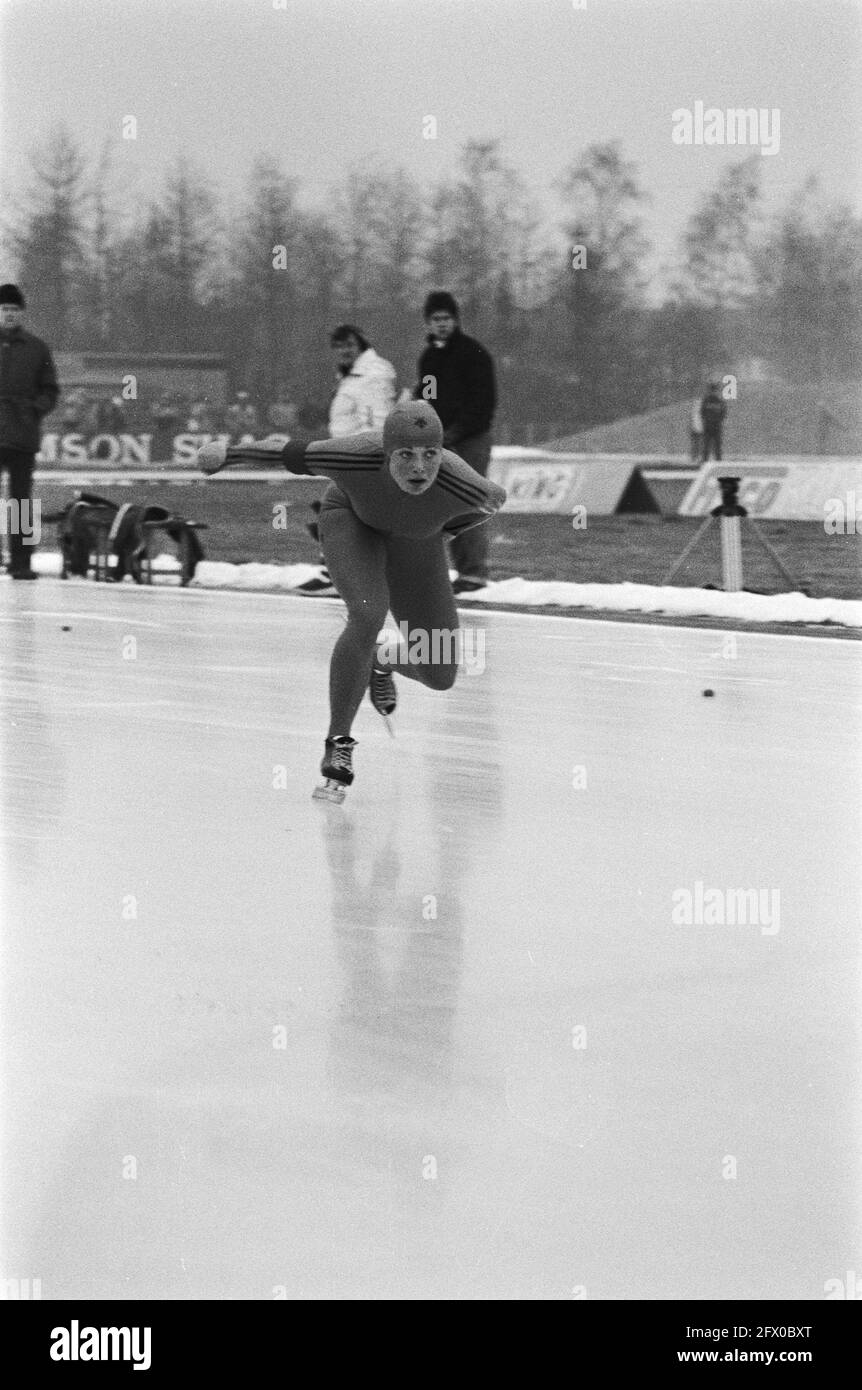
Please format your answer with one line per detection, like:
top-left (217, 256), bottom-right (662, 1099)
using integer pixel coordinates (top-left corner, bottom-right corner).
top-left (34, 479), bottom-right (862, 600)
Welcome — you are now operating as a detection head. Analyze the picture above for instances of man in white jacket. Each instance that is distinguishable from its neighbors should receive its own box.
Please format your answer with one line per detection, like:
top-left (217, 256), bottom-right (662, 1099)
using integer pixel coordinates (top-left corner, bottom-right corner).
top-left (297, 324), bottom-right (398, 595)
top-left (328, 325), bottom-right (396, 436)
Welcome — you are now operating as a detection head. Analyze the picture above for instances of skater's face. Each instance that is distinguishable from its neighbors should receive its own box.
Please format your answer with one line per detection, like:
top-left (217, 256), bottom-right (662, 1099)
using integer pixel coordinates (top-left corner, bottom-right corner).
top-left (426, 312), bottom-right (456, 342)
top-left (332, 336), bottom-right (362, 370)
top-left (388, 445), bottom-right (442, 494)
top-left (0, 304), bottom-right (23, 330)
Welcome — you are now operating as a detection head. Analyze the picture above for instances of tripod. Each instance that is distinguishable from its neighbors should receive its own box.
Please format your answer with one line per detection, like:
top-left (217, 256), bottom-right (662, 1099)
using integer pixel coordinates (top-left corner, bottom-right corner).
top-left (662, 475), bottom-right (797, 592)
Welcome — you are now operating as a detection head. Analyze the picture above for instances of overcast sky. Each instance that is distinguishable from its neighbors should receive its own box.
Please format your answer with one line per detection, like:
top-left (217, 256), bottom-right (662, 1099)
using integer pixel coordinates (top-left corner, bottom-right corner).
top-left (1, 0), bottom-right (860, 292)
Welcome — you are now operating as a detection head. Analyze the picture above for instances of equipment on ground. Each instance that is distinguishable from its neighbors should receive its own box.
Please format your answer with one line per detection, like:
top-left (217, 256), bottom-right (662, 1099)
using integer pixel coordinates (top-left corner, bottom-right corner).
top-left (662, 476), bottom-right (797, 592)
top-left (52, 491), bottom-right (207, 585)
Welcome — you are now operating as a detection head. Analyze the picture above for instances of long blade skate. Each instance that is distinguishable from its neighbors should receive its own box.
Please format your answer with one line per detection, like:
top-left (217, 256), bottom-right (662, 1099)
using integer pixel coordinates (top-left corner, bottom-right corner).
top-left (312, 735), bottom-right (356, 804)
top-left (313, 778), bottom-right (347, 804)
top-left (369, 662), bottom-right (397, 735)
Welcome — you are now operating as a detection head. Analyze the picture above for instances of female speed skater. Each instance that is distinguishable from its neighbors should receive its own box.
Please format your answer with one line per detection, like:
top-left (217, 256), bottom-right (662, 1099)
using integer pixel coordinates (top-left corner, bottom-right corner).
top-left (198, 401), bottom-right (506, 801)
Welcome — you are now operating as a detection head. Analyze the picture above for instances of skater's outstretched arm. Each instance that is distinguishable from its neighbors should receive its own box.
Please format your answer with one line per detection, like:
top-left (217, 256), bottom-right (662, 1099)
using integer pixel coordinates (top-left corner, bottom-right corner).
top-left (197, 436), bottom-right (319, 475)
top-left (197, 431), bottom-right (385, 478)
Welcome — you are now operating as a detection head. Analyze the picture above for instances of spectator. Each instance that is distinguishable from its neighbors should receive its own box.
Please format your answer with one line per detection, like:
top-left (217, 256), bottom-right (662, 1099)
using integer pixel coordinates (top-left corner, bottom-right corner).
top-left (60, 390), bottom-right (84, 434)
top-left (689, 396), bottom-right (704, 462)
top-left (291, 402), bottom-right (341, 595)
top-left (151, 392), bottom-right (180, 431)
top-left (0, 282), bottom-right (59, 579)
top-left (413, 290), bottom-right (497, 593)
top-left (150, 393), bottom-right (182, 458)
top-left (225, 395), bottom-right (241, 433)
top-left (226, 391), bottom-right (259, 440)
top-left (267, 390), bottom-right (299, 434)
top-left (240, 395), bottom-right (259, 434)
top-left (700, 379), bottom-right (727, 461)
top-left (101, 395), bottom-right (126, 433)
top-left (328, 325), bottom-right (396, 437)
top-left (225, 397), bottom-right (241, 436)
top-left (816, 397), bottom-right (841, 454)
top-left (83, 394), bottom-right (102, 435)
top-left (187, 399), bottom-right (216, 433)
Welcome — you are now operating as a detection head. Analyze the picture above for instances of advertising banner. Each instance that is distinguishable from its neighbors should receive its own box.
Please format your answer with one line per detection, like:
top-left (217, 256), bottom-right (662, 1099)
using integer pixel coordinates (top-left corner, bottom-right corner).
top-left (36, 433), bottom-right (288, 469)
top-left (488, 453), bottom-right (643, 514)
top-left (679, 459), bottom-right (862, 520)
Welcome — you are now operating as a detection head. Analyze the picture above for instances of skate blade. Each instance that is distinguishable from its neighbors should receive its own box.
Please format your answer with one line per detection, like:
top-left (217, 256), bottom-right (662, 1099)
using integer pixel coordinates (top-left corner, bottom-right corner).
top-left (313, 779), bottom-right (347, 804)
top-left (383, 714), bottom-right (395, 738)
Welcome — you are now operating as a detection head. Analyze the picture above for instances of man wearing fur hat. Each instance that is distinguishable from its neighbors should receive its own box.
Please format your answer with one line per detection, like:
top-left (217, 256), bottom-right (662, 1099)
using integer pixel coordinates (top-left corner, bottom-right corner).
top-left (0, 283), bottom-right (59, 578)
top-left (196, 401), bottom-right (506, 799)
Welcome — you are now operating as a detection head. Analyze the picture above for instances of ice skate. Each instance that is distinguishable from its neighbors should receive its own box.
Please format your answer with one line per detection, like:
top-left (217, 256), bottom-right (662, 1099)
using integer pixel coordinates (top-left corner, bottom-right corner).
top-left (369, 660), bottom-right (397, 736)
top-left (313, 735), bottom-right (357, 803)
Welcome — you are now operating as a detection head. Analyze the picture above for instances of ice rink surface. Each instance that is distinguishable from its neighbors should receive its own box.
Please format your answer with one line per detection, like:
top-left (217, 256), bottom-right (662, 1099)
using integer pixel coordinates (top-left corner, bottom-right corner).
top-left (1, 579), bottom-right (860, 1301)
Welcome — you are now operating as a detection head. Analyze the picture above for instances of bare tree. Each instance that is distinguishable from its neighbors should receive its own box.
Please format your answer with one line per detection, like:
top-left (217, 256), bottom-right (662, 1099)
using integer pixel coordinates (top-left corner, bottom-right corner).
top-left (554, 141), bottom-right (651, 423)
top-left (756, 177), bottom-right (862, 387)
top-left (227, 156), bottom-right (304, 400)
top-left (424, 140), bottom-right (543, 341)
top-left (116, 156), bottom-right (219, 352)
top-left (8, 126), bottom-right (89, 346)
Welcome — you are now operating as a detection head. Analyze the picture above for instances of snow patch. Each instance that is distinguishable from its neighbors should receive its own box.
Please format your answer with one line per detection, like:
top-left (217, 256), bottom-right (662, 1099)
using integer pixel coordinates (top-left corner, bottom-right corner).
top-left (22, 552), bottom-right (862, 626)
top-left (467, 577), bottom-right (862, 627)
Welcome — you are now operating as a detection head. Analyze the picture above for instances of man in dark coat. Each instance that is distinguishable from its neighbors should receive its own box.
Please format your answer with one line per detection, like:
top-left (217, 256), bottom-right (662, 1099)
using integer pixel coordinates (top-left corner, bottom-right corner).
top-left (0, 283), bottom-right (59, 578)
top-left (700, 379), bottom-right (727, 462)
top-left (413, 291), bottom-right (497, 593)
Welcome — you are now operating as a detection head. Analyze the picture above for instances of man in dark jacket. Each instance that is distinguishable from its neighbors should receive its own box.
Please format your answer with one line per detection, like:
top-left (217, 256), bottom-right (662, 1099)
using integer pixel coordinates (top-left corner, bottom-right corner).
top-left (700, 379), bottom-right (727, 462)
top-left (413, 291), bottom-right (497, 593)
top-left (0, 283), bottom-right (59, 578)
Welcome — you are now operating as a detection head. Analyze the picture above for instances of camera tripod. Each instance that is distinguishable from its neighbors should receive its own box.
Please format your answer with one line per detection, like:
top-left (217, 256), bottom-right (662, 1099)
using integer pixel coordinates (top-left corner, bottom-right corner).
top-left (663, 475), bottom-right (797, 592)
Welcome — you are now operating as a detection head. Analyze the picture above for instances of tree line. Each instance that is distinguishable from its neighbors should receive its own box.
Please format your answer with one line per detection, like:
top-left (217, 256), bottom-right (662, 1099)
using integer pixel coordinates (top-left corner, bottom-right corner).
top-left (3, 127), bottom-right (861, 440)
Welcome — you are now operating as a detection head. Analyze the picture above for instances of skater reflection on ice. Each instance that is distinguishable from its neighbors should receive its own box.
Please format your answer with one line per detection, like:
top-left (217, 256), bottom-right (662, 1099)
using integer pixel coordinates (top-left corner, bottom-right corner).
top-left (319, 675), bottom-right (505, 1248)
top-left (323, 801), bottom-right (465, 1106)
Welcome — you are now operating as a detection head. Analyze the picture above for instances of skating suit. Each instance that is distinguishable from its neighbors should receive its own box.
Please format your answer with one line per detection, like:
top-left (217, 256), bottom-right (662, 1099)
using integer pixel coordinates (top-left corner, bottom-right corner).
top-left (276, 430), bottom-right (506, 540)
top-left (232, 430), bottom-right (506, 632)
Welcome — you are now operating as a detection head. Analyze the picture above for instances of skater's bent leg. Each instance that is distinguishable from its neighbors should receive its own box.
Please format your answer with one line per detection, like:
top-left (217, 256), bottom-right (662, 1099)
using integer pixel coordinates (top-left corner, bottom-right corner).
top-left (383, 537), bottom-right (460, 692)
top-left (319, 502), bottom-right (389, 736)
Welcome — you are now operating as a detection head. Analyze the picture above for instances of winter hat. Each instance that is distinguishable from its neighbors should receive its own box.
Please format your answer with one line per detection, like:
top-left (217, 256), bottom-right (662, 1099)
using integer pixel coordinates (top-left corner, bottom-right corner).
top-left (423, 290), bottom-right (459, 320)
top-left (382, 401), bottom-right (443, 456)
top-left (0, 283), bottom-right (25, 307)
